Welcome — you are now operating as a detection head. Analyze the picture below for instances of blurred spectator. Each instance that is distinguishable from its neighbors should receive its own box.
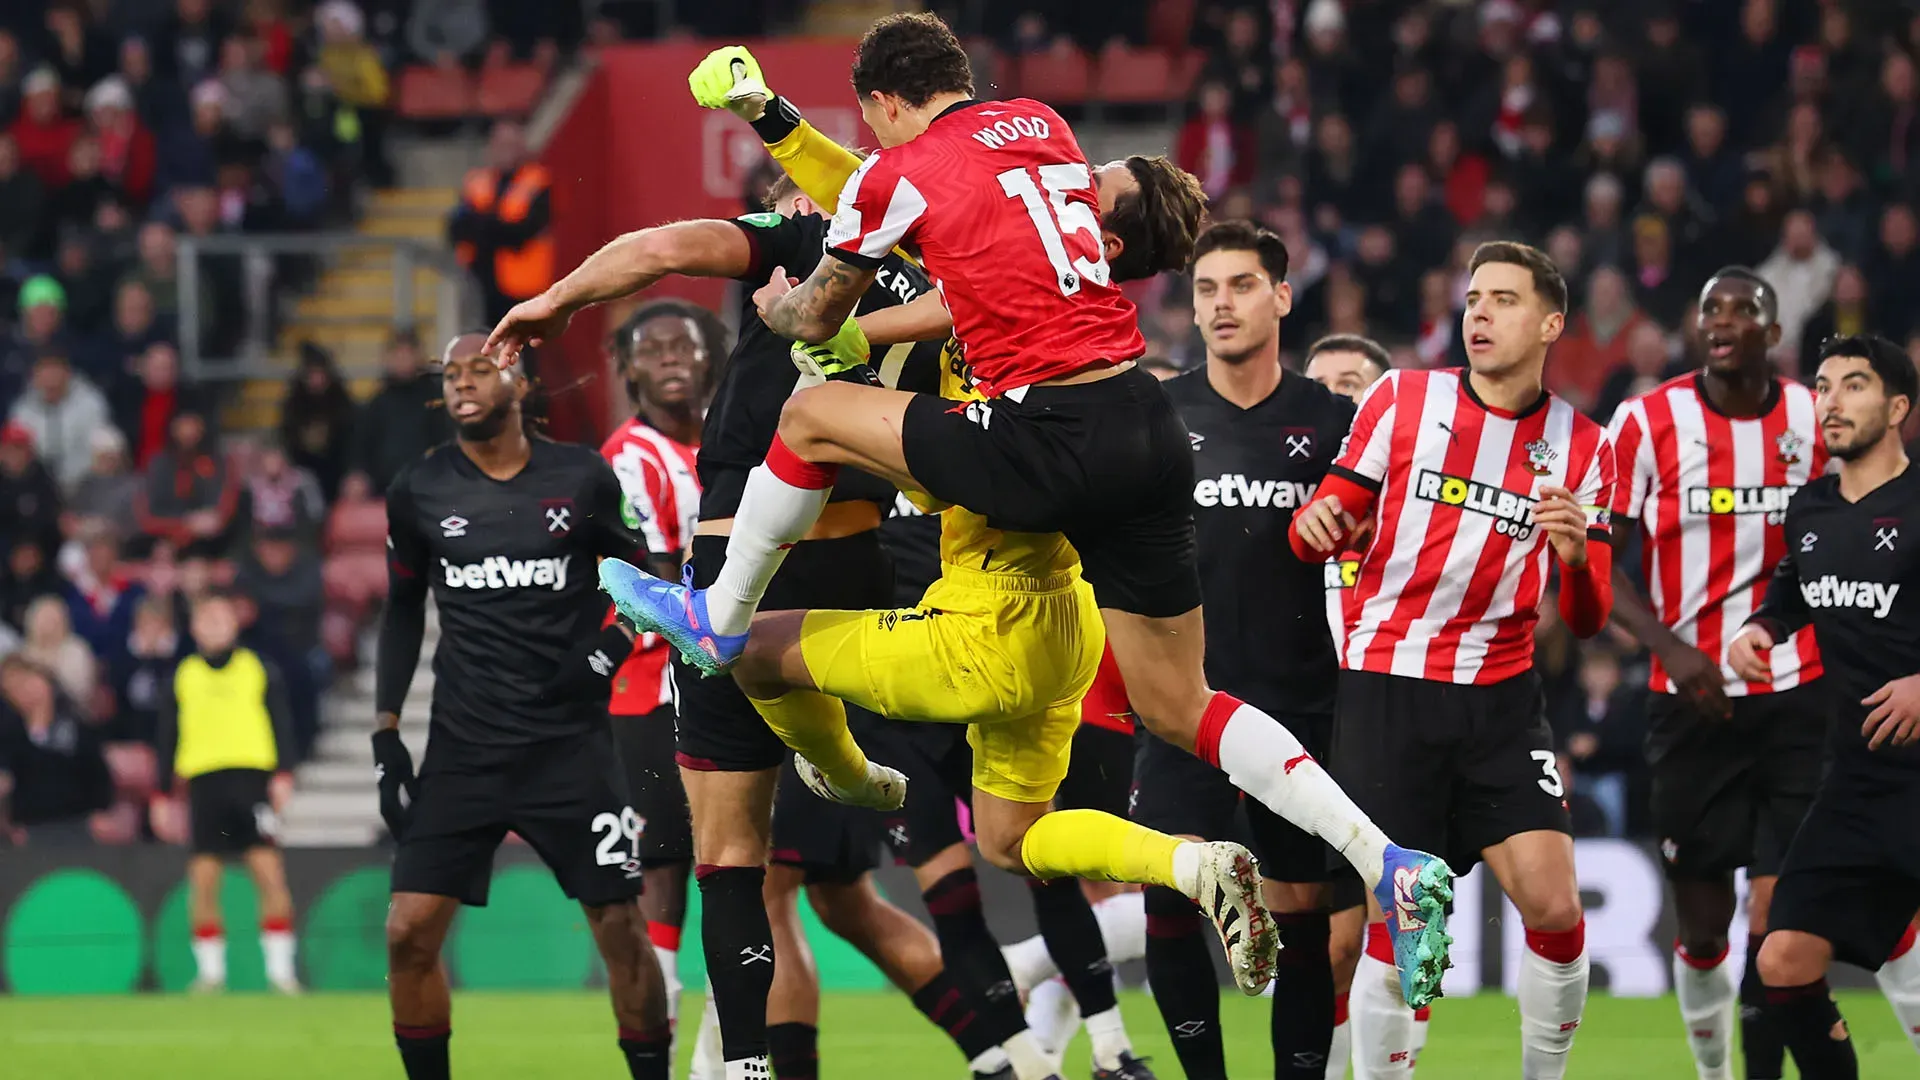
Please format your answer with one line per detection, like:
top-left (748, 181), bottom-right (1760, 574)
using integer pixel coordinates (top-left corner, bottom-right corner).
top-left (1253, 58), bottom-right (1315, 188)
top-left (10, 68), bottom-right (80, 189)
top-left (55, 232), bottom-right (118, 341)
top-left (1, 418), bottom-right (63, 541)
top-left (0, 31), bottom-right (20, 129)
top-left (1351, 225), bottom-right (1416, 340)
top-left (64, 428), bottom-right (143, 542)
top-left (152, 0), bottom-right (232, 88)
top-left (409, 0), bottom-right (489, 67)
top-left (19, 594), bottom-right (98, 704)
top-left (164, 187), bottom-right (243, 356)
top-left (1578, 172), bottom-right (1629, 276)
top-left (1594, 321), bottom-right (1685, 424)
top-left (0, 135), bottom-right (47, 261)
top-left (1303, 113), bottom-right (1362, 230)
top-left (279, 343), bottom-right (355, 500)
top-left (216, 34), bottom-right (288, 142)
top-left (1365, 65), bottom-right (1438, 192)
top-left (1757, 210), bottom-right (1839, 364)
top-left (1204, 7), bottom-right (1271, 121)
top-left (1635, 11), bottom-right (1706, 155)
top-left (134, 404), bottom-right (236, 560)
top-left (1869, 203), bottom-right (1920, 343)
top-left (113, 342), bottom-right (200, 471)
top-left (314, 0), bottom-right (393, 187)
top-left (1811, 149), bottom-right (1875, 263)
top-left (1176, 81), bottom-right (1254, 201)
top-left (1630, 214), bottom-right (1690, 327)
top-left (0, 656), bottom-right (114, 846)
top-left (1467, 53), bottom-right (1542, 163)
top-left (242, 442), bottom-right (325, 544)
top-left (1, 536), bottom-right (63, 632)
top-left (74, 278), bottom-right (170, 392)
top-left (155, 80), bottom-right (236, 196)
top-left (1715, 0), bottom-right (1789, 145)
top-left (1768, 101), bottom-right (1825, 207)
top-left (63, 526), bottom-right (144, 675)
top-left (1799, 263), bottom-right (1874, 375)
top-left (1412, 269), bottom-right (1458, 369)
top-left (1389, 162), bottom-right (1456, 276)
top-left (122, 220), bottom-right (188, 324)
top-left (9, 349), bottom-right (114, 494)
top-left (1552, 267), bottom-right (1655, 415)
top-left (43, 3), bottom-right (117, 110)
top-left (237, 529), bottom-right (322, 666)
top-left (1574, 110), bottom-right (1644, 211)
top-left (356, 327), bottom-right (451, 493)
top-left (1551, 647), bottom-right (1648, 839)
top-left (1680, 103), bottom-right (1743, 210)
top-left (50, 136), bottom-right (122, 240)
top-left (1508, 110), bottom-right (1581, 237)
top-left (1424, 120), bottom-right (1489, 228)
top-left (242, 0), bottom-right (296, 75)
top-left (1638, 157), bottom-right (1714, 275)
top-left (1849, 50), bottom-right (1920, 198)
top-left (261, 120), bottom-right (326, 229)
top-left (450, 120), bottom-right (553, 325)
top-left (116, 36), bottom-right (186, 137)
top-left (85, 76), bottom-right (157, 208)
top-left (6, 274), bottom-right (78, 381)
top-left (107, 594), bottom-right (180, 747)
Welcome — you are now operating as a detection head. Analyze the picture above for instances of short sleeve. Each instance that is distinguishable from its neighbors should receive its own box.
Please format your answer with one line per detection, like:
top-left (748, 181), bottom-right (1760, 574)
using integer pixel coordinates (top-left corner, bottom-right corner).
top-left (607, 438), bottom-right (670, 555)
top-left (729, 212), bottom-right (814, 285)
top-left (825, 151), bottom-right (927, 270)
top-left (1604, 402), bottom-right (1652, 523)
top-left (1575, 428), bottom-right (1617, 543)
top-left (1329, 370), bottom-right (1399, 491)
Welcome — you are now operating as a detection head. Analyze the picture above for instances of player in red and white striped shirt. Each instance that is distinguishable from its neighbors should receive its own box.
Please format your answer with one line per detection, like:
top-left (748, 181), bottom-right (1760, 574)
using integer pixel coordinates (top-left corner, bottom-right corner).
top-left (597, 302), bottom-right (709, 1036)
top-left (1605, 268), bottom-right (1833, 1080)
top-left (1290, 243), bottom-right (1613, 1080)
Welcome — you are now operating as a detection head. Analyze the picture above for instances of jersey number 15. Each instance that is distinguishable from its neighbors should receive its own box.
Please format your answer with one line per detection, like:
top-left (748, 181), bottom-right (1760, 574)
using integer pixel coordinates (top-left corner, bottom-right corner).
top-left (997, 164), bottom-right (1112, 298)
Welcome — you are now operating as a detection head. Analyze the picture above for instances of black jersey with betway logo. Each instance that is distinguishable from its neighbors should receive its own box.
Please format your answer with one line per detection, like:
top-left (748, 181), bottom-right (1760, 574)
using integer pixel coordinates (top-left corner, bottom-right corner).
top-left (1164, 367), bottom-right (1357, 717)
top-left (385, 440), bottom-right (645, 743)
top-left (698, 210), bottom-right (944, 520)
top-left (1753, 466), bottom-right (1920, 779)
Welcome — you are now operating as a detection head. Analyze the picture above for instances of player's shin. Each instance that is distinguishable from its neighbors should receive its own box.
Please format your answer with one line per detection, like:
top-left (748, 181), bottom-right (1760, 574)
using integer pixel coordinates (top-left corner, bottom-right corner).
top-left (1764, 981), bottom-right (1858, 1080)
top-left (1673, 941), bottom-right (1736, 1080)
top-left (1144, 885), bottom-right (1227, 1080)
top-left (1269, 912), bottom-right (1335, 1079)
top-left (1018, 809), bottom-right (1184, 888)
top-left (1742, 934), bottom-right (1787, 1078)
top-left (1027, 878), bottom-right (1129, 1070)
top-left (708, 439), bottom-right (837, 637)
top-left (745, 688), bottom-right (869, 790)
top-left (696, 865), bottom-right (777, 1075)
top-left (1874, 922), bottom-right (1920, 1052)
top-left (1518, 920), bottom-right (1590, 1080)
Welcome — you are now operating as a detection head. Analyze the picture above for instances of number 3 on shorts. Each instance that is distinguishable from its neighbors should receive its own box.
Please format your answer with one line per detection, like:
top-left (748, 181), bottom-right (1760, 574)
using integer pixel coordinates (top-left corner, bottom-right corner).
top-left (1530, 749), bottom-right (1566, 798)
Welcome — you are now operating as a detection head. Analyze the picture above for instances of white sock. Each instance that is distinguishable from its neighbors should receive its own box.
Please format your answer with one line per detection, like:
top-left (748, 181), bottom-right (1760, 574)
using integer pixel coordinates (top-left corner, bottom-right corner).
top-left (1672, 945), bottom-right (1735, 1079)
top-left (1025, 976), bottom-right (1079, 1057)
top-left (192, 932), bottom-right (226, 985)
top-left (1084, 1005), bottom-right (1131, 1071)
top-left (1327, 1011), bottom-right (1351, 1080)
top-left (655, 944), bottom-right (681, 1024)
top-left (261, 927), bottom-right (297, 987)
top-left (1351, 950), bottom-right (1416, 1078)
top-left (1214, 700), bottom-right (1391, 887)
top-left (1003, 934), bottom-right (1055, 995)
top-left (1411, 1006), bottom-right (1429, 1067)
top-left (1518, 930), bottom-right (1589, 1080)
top-left (1876, 932), bottom-right (1920, 1052)
top-left (708, 461), bottom-right (831, 636)
top-left (691, 982), bottom-right (725, 1080)
top-left (723, 1058), bottom-right (770, 1080)
top-left (1003, 1029), bottom-right (1057, 1080)
top-left (1093, 891), bottom-right (1147, 964)
top-left (968, 1046), bottom-right (1011, 1075)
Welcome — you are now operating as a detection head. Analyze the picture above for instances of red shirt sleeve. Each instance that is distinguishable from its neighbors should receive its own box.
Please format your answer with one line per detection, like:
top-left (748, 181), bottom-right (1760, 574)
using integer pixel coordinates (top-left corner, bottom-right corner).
top-left (1288, 472), bottom-right (1378, 563)
top-left (1558, 540), bottom-right (1613, 637)
top-left (824, 150), bottom-right (926, 269)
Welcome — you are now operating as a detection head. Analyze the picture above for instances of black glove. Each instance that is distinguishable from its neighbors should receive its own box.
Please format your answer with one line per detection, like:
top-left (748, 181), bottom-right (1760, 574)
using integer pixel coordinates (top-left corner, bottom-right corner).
top-left (371, 728), bottom-right (418, 840)
top-left (544, 616), bottom-right (638, 702)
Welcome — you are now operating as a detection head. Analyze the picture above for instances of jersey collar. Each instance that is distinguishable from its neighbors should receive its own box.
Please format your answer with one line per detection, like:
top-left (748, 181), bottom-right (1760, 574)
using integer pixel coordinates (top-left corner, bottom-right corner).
top-left (1459, 371), bottom-right (1549, 420)
top-left (932, 98), bottom-right (982, 125)
top-left (1692, 370), bottom-right (1782, 419)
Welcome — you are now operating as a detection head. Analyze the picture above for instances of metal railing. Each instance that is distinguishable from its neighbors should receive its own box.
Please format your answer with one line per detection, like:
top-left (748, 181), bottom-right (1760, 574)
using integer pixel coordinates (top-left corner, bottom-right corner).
top-left (176, 233), bottom-right (482, 383)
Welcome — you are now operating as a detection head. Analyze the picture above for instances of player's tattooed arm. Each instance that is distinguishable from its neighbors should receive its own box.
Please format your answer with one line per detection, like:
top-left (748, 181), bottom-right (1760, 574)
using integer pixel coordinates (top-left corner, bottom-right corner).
top-left (755, 255), bottom-right (876, 343)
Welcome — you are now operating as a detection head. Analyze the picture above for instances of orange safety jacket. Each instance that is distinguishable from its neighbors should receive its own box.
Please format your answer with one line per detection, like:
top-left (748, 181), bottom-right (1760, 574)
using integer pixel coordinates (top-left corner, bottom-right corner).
top-left (455, 161), bottom-right (554, 300)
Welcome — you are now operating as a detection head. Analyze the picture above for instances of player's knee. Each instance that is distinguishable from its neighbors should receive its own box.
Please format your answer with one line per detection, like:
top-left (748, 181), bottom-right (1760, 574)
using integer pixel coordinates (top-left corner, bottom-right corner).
top-left (805, 883), bottom-right (870, 939)
top-left (1328, 922), bottom-right (1363, 980)
top-left (1756, 932), bottom-right (1819, 987)
top-left (975, 831), bottom-right (1030, 876)
top-left (1521, 892), bottom-right (1584, 934)
top-left (386, 910), bottom-right (440, 972)
top-left (775, 385), bottom-right (836, 455)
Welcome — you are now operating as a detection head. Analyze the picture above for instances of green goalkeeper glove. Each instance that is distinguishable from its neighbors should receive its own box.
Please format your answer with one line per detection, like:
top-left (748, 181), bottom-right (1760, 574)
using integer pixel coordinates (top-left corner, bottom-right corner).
top-left (689, 46), bottom-right (772, 122)
top-left (790, 315), bottom-right (873, 382)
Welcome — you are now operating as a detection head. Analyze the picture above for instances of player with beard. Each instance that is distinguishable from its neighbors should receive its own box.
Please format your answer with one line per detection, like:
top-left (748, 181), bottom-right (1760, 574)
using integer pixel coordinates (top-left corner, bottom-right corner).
top-left (373, 333), bottom-right (671, 1080)
top-left (1605, 269), bottom-right (1839, 1080)
top-left (600, 302), bottom-right (712, 1039)
top-left (1730, 334), bottom-right (1920, 1079)
top-left (1305, 334), bottom-right (1433, 1079)
top-left (1292, 243), bottom-right (1615, 1079)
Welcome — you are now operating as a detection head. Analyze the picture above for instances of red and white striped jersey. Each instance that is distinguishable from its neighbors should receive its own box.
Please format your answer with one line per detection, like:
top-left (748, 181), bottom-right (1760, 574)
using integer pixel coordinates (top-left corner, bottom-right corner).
top-left (1332, 369), bottom-right (1615, 685)
top-left (599, 419), bottom-right (701, 715)
top-left (1607, 374), bottom-right (1825, 695)
top-left (1322, 548), bottom-right (1363, 657)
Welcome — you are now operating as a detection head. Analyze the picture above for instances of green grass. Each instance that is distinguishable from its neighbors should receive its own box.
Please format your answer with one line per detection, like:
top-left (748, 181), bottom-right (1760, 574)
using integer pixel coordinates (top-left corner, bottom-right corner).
top-left (0, 990), bottom-right (1911, 1078)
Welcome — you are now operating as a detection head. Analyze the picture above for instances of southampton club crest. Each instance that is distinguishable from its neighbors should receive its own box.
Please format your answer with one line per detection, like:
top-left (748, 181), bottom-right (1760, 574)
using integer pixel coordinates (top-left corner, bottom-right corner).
top-left (541, 498), bottom-right (574, 536)
top-left (1776, 428), bottom-right (1805, 465)
top-left (1524, 438), bottom-right (1557, 476)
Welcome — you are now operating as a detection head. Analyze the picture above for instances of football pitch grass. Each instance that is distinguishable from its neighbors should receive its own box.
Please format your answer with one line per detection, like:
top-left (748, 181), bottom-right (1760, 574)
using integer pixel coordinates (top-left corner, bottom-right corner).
top-left (2, 990), bottom-right (1913, 1078)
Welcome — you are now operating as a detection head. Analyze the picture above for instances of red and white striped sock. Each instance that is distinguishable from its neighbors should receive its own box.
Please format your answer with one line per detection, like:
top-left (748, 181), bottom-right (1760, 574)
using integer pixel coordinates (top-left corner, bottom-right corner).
top-left (1327, 991), bottom-right (1351, 1079)
top-left (191, 922), bottom-right (226, 986)
top-left (708, 436), bottom-right (837, 636)
top-left (260, 916), bottom-right (297, 987)
top-left (650, 921), bottom-right (683, 1026)
top-left (1876, 921), bottom-right (1920, 1051)
top-left (1519, 920), bottom-right (1589, 1080)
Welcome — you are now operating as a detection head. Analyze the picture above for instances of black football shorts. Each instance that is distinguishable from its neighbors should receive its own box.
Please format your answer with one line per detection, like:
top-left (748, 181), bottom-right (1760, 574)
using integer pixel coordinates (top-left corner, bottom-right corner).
top-left (1767, 770), bottom-right (1920, 970)
top-left (188, 768), bottom-right (278, 855)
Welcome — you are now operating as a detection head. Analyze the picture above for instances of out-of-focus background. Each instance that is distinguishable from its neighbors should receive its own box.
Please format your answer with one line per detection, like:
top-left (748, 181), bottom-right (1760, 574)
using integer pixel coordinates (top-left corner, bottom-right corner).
top-left (0, 0), bottom-right (1913, 1042)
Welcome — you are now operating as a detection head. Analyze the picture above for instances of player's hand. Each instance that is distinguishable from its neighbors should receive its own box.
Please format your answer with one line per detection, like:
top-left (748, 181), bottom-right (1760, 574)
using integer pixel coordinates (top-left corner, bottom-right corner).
top-left (543, 616), bottom-right (639, 701)
top-left (1294, 494), bottom-right (1357, 555)
top-left (270, 771), bottom-right (294, 813)
top-left (1531, 485), bottom-right (1589, 568)
top-left (1727, 624), bottom-right (1777, 685)
top-left (486, 291), bottom-right (572, 368)
top-left (1662, 642), bottom-right (1734, 721)
top-left (371, 728), bottom-right (418, 840)
top-left (752, 266), bottom-right (800, 324)
top-left (1862, 674), bottom-right (1920, 749)
top-left (790, 314), bottom-right (871, 380)
top-left (688, 46), bottom-right (772, 121)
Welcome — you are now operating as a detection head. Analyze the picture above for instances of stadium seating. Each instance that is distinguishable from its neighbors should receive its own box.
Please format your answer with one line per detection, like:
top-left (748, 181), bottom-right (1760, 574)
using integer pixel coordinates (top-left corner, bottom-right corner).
top-left (1094, 45), bottom-right (1174, 105)
top-left (1013, 44), bottom-right (1093, 105)
top-left (396, 64), bottom-right (478, 121)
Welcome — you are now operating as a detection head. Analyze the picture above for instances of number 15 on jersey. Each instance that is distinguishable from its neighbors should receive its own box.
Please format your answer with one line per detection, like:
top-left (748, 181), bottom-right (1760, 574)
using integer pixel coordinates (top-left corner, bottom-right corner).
top-left (997, 164), bottom-right (1110, 298)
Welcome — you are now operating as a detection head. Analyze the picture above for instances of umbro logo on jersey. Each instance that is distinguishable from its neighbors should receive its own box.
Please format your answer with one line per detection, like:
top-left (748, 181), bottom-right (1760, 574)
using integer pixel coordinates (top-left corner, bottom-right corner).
top-left (1799, 575), bottom-right (1901, 619)
top-left (1413, 469), bottom-right (1535, 540)
top-left (440, 515), bottom-right (468, 537)
top-left (1193, 474), bottom-right (1314, 509)
top-left (1802, 532), bottom-right (1818, 552)
top-left (440, 555), bottom-right (573, 591)
top-left (1685, 485), bottom-right (1794, 524)
top-left (1323, 558), bottom-right (1361, 591)
top-left (1189, 431), bottom-right (1206, 450)
top-left (588, 649), bottom-right (613, 676)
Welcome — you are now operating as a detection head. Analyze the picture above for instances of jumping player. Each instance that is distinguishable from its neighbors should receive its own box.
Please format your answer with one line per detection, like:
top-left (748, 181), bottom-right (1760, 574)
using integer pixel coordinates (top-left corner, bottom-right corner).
top-left (373, 334), bottom-right (671, 1080)
top-left (1729, 334), bottom-right (1920, 1079)
top-left (600, 302), bottom-right (710, 1033)
top-left (591, 13), bottom-right (1454, 1010)
top-left (1292, 242), bottom-right (1613, 1080)
top-left (1605, 268), bottom-right (1830, 1080)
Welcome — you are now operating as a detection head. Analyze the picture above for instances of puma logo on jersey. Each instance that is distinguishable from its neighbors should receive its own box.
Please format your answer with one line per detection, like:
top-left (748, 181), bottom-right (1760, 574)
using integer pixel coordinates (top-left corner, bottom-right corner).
top-left (1799, 575), bottom-right (1900, 618)
top-left (1193, 474), bottom-right (1314, 509)
top-left (969, 114), bottom-right (1053, 148)
top-left (1686, 485), bottom-right (1795, 523)
top-left (1413, 469), bottom-right (1535, 539)
top-left (440, 555), bottom-right (572, 591)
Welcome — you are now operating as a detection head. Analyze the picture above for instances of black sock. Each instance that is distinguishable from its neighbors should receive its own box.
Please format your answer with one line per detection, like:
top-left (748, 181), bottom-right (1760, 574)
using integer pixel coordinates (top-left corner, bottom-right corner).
top-left (618, 1025), bottom-right (671, 1080)
top-left (1741, 934), bottom-right (1786, 1079)
top-left (1764, 980), bottom-right (1857, 1080)
top-left (698, 865), bottom-right (775, 1063)
top-left (912, 968), bottom-right (1016, 1061)
top-left (1144, 885), bottom-right (1225, 1080)
top-left (394, 1023), bottom-right (451, 1080)
top-left (1269, 912), bottom-right (1335, 1078)
top-left (1029, 877), bottom-right (1120, 1018)
top-left (923, 868), bottom-right (1028, 1037)
top-left (767, 1022), bottom-right (819, 1080)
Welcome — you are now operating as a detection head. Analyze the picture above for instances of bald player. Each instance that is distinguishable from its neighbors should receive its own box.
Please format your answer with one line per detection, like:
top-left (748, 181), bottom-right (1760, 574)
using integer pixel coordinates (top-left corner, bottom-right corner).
top-left (372, 334), bottom-right (673, 1080)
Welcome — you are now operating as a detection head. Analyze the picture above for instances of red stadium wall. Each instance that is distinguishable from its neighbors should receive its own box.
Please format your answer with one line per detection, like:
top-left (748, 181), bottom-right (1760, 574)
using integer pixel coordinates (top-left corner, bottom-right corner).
top-left (539, 40), bottom-right (876, 443)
